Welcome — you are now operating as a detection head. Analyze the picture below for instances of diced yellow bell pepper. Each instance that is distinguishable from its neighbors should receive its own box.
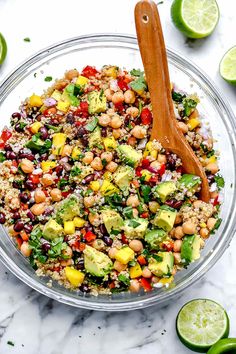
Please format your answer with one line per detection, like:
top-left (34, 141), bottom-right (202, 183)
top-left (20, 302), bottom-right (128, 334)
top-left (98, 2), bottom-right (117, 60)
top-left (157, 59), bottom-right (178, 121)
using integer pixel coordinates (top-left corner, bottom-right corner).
top-left (141, 169), bottom-right (152, 182)
top-left (104, 66), bottom-right (118, 78)
top-left (41, 160), bottom-right (57, 172)
top-left (65, 267), bottom-right (85, 287)
top-left (103, 136), bottom-right (117, 151)
top-left (208, 155), bottom-right (216, 164)
top-left (159, 276), bottom-right (174, 285)
top-left (30, 122), bottom-right (42, 134)
top-left (73, 217), bottom-right (86, 228)
top-left (115, 247), bottom-right (135, 265)
top-left (187, 118), bottom-right (200, 131)
top-left (200, 222), bottom-right (207, 228)
top-left (103, 171), bottom-right (113, 181)
top-left (90, 180), bottom-right (100, 192)
top-left (143, 141), bottom-right (157, 158)
top-left (71, 147), bottom-right (81, 160)
top-left (150, 150), bottom-right (158, 159)
top-left (75, 75), bottom-right (89, 86)
top-left (51, 90), bottom-right (62, 101)
top-left (56, 101), bottom-right (70, 113)
top-left (29, 94), bottom-right (43, 107)
top-left (64, 221), bottom-right (75, 235)
top-left (52, 133), bottom-right (67, 155)
top-left (100, 180), bottom-right (118, 196)
top-left (130, 263), bottom-right (142, 279)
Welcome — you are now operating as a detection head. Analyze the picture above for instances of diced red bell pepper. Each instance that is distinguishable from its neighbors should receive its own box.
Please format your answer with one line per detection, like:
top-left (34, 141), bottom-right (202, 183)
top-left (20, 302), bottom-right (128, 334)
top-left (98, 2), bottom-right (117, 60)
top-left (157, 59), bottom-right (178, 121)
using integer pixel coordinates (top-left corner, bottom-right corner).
top-left (114, 102), bottom-right (124, 113)
top-left (15, 236), bottom-right (23, 249)
top-left (141, 158), bottom-right (150, 169)
top-left (136, 166), bottom-right (143, 177)
top-left (1, 129), bottom-right (12, 142)
top-left (29, 174), bottom-right (40, 184)
top-left (158, 164), bottom-right (166, 176)
top-left (109, 281), bottom-right (116, 289)
top-left (140, 212), bottom-right (149, 219)
top-left (53, 266), bottom-right (62, 273)
top-left (43, 107), bottom-right (57, 117)
top-left (149, 175), bottom-right (159, 183)
top-left (85, 231), bottom-right (96, 243)
top-left (81, 65), bottom-right (98, 78)
top-left (121, 233), bottom-right (129, 245)
top-left (61, 190), bottom-right (72, 198)
top-left (0, 142), bottom-right (5, 149)
top-left (162, 240), bottom-right (174, 252)
top-left (176, 166), bottom-right (183, 174)
top-left (140, 108), bottom-right (153, 125)
top-left (140, 277), bottom-right (152, 291)
top-left (74, 101), bottom-right (89, 118)
top-left (213, 195), bottom-right (219, 206)
top-left (117, 78), bottom-right (129, 91)
top-left (137, 255), bottom-right (147, 266)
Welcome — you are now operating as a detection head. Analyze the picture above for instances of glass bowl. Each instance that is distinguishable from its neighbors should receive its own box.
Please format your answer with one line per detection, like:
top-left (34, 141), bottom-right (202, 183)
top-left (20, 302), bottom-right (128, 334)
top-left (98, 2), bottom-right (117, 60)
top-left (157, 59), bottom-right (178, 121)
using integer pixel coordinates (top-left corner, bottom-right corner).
top-left (0, 34), bottom-right (235, 311)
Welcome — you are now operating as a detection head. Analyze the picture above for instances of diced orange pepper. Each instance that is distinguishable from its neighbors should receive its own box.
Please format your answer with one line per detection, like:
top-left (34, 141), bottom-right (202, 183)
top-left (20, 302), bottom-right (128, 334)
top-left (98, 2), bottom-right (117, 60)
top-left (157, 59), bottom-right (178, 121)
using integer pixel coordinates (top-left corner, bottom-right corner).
top-left (20, 231), bottom-right (29, 242)
top-left (137, 255), bottom-right (147, 266)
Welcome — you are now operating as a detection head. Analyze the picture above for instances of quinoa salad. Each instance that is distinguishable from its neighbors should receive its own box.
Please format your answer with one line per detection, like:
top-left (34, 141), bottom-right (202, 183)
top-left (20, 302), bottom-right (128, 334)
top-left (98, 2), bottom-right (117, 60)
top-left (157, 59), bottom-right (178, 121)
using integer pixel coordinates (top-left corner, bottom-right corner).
top-left (0, 65), bottom-right (223, 295)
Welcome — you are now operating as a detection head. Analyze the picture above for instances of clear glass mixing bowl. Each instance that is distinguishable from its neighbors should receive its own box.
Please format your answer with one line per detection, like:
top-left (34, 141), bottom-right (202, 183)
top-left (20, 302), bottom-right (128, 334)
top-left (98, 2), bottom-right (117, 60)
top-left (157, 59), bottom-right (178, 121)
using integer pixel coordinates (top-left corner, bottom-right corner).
top-left (0, 34), bottom-right (235, 311)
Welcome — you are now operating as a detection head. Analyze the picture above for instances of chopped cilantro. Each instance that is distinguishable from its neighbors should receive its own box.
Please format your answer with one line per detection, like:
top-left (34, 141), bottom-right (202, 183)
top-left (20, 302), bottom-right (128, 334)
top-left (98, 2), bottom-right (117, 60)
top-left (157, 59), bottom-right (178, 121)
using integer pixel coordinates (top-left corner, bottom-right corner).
top-left (152, 254), bottom-right (163, 262)
top-left (101, 158), bottom-right (108, 167)
top-left (172, 91), bottom-right (186, 103)
top-left (206, 149), bottom-right (215, 158)
top-left (128, 219), bottom-right (141, 228)
top-left (183, 98), bottom-right (198, 116)
top-left (58, 178), bottom-right (69, 189)
top-left (0, 152), bottom-right (6, 162)
top-left (130, 76), bottom-right (147, 92)
top-left (211, 218), bottom-right (222, 232)
top-left (215, 174), bottom-right (225, 189)
top-left (123, 206), bottom-right (134, 219)
top-left (47, 237), bottom-right (68, 259)
top-left (70, 166), bottom-right (82, 177)
top-left (7, 341), bottom-right (14, 346)
top-left (130, 68), bottom-right (144, 77)
top-left (44, 76), bottom-right (53, 82)
top-left (118, 274), bottom-right (130, 286)
top-left (23, 37), bottom-right (31, 42)
top-left (140, 185), bottom-right (151, 203)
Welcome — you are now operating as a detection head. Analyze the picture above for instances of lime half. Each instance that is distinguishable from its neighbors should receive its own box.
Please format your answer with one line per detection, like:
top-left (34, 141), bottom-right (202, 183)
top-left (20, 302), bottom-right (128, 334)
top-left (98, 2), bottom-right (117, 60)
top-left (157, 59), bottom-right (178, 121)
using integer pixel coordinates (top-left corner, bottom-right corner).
top-left (171, 0), bottom-right (220, 39)
top-left (220, 46), bottom-right (236, 85)
top-left (0, 33), bottom-right (7, 65)
top-left (176, 299), bottom-right (229, 352)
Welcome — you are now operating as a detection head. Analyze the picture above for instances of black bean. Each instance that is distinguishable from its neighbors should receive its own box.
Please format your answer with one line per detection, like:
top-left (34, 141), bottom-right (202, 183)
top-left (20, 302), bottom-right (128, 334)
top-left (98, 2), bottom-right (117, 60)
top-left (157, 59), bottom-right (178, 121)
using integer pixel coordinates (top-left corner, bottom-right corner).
top-left (12, 112), bottom-right (21, 119)
top-left (44, 207), bottom-right (54, 216)
top-left (19, 192), bottom-right (30, 203)
top-left (39, 127), bottom-right (49, 140)
top-left (77, 259), bottom-right (84, 269)
top-left (24, 180), bottom-right (35, 191)
top-left (12, 211), bottom-right (20, 220)
top-left (24, 223), bottom-right (33, 234)
top-left (14, 220), bottom-right (24, 232)
top-left (81, 136), bottom-right (88, 146)
top-left (207, 175), bottom-right (215, 184)
top-left (13, 181), bottom-right (20, 189)
top-left (101, 127), bottom-right (107, 137)
top-left (165, 199), bottom-right (183, 209)
top-left (4, 144), bottom-right (12, 152)
top-left (6, 151), bottom-right (17, 160)
top-left (26, 210), bottom-right (35, 221)
top-left (15, 123), bottom-right (24, 133)
top-left (66, 113), bottom-right (75, 124)
top-left (77, 126), bottom-right (87, 138)
top-left (39, 153), bottom-right (48, 162)
top-left (0, 212), bottom-right (6, 224)
top-left (55, 165), bottom-right (64, 176)
top-left (99, 224), bottom-right (108, 235)
top-left (18, 150), bottom-right (35, 161)
top-left (79, 284), bottom-right (90, 293)
top-left (103, 235), bottom-right (113, 247)
top-left (41, 241), bottom-right (51, 252)
top-left (166, 153), bottom-right (177, 170)
top-left (82, 174), bottom-right (95, 184)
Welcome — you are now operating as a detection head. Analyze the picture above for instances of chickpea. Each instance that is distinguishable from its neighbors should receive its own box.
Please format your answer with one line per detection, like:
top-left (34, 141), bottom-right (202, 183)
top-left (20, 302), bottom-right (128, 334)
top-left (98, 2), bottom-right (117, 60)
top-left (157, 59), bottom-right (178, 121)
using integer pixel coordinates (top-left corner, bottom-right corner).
top-left (157, 154), bottom-right (167, 164)
top-left (34, 189), bottom-right (46, 203)
top-left (65, 69), bottom-right (79, 80)
top-left (82, 151), bottom-right (94, 164)
top-left (129, 240), bottom-right (143, 253)
top-left (114, 260), bottom-right (127, 272)
top-left (200, 239), bottom-right (205, 249)
top-left (200, 228), bottom-right (209, 239)
top-left (108, 247), bottom-right (118, 259)
top-left (129, 279), bottom-right (141, 293)
top-left (30, 203), bottom-right (46, 216)
top-left (101, 151), bottom-right (113, 163)
top-left (126, 106), bottom-right (139, 118)
top-left (54, 80), bottom-right (67, 90)
top-left (169, 228), bottom-right (175, 237)
top-left (88, 212), bottom-right (101, 226)
top-left (20, 159), bottom-right (34, 174)
top-left (174, 226), bottom-right (184, 239)
top-left (20, 242), bottom-right (32, 257)
top-left (189, 109), bottom-right (199, 119)
top-left (11, 197), bottom-right (20, 210)
top-left (149, 201), bottom-right (160, 213)
top-left (193, 200), bottom-right (203, 209)
top-left (62, 246), bottom-right (73, 258)
top-left (110, 115), bottom-right (122, 129)
top-left (206, 162), bottom-right (219, 174)
top-left (174, 213), bottom-right (182, 225)
top-left (142, 267), bottom-right (152, 278)
top-left (98, 114), bottom-right (111, 127)
top-left (104, 88), bottom-right (113, 101)
top-left (61, 145), bottom-right (72, 157)
top-left (84, 196), bottom-right (95, 208)
top-left (106, 161), bottom-right (118, 172)
top-left (182, 221), bottom-right (196, 235)
top-left (132, 208), bottom-right (139, 218)
top-left (207, 217), bottom-right (217, 230)
top-left (50, 188), bottom-right (62, 202)
top-left (127, 136), bottom-right (137, 146)
top-left (173, 240), bottom-right (182, 252)
top-left (173, 252), bottom-right (181, 265)
top-left (92, 239), bottom-right (105, 251)
top-left (131, 125), bottom-right (146, 139)
top-left (126, 195), bottom-right (140, 207)
top-left (178, 122), bottom-right (188, 134)
top-left (41, 173), bottom-right (54, 186)
top-left (91, 157), bottom-right (103, 171)
top-left (112, 91), bottom-right (124, 104)
top-left (124, 89), bottom-right (136, 104)
top-left (61, 259), bottom-right (73, 267)
top-left (150, 160), bottom-right (161, 170)
top-left (112, 129), bottom-right (121, 139)
top-left (152, 276), bottom-right (160, 283)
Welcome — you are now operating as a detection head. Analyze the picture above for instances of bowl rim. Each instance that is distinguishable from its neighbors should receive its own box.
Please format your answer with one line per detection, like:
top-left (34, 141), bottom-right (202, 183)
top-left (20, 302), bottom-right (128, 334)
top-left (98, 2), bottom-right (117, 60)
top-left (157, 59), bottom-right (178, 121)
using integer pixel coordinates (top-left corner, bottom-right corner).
top-left (0, 33), bottom-right (236, 311)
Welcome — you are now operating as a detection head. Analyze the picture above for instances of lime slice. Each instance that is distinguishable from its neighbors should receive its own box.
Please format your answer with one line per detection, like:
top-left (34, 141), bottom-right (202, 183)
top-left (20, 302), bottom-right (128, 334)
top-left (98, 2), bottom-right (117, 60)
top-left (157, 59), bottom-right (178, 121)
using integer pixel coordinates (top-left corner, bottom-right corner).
top-left (171, 0), bottom-right (220, 39)
top-left (220, 46), bottom-right (236, 85)
top-left (0, 33), bottom-right (7, 65)
top-left (176, 299), bottom-right (229, 352)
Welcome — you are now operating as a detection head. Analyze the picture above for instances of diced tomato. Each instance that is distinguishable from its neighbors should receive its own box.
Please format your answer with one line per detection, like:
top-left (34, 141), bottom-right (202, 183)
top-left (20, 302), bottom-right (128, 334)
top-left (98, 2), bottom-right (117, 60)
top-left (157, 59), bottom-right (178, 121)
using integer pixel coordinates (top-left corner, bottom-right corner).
top-left (61, 190), bottom-right (72, 198)
top-left (137, 255), bottom-right (147, 266)
top-left (29, 174), bottom-right (40, 184)
top-left (81, 65), bottom-right (98, 78)
top-left (149, 175), bottom-right (159, 183)
top-left (114, 102), bottom-right (124, 113)
top-left (74, 101), bottom-right (89, 118)
top-left (158, 164), bottom-right (166, 176)
top-left (75, 121), bottom-right (83, 127)
top-left (140, 108), bottom-right (152, 125)
top-left (141, 158), bottom-right (150, 169)
top-left (121, 233), bottom-right (129, 244)
top-left (136, 166), bottom-right (143, 177)
top-left (0, 141), bottom-right (5, 149)
top-left (117, 78), bottom-right (129, 91)
top-left (140, 277), bottom-right (152, 291)
top-left (140, 212), bottom-right (149, 219)
top-left (43, 107), bottom-right (57, 117)
top-left (1, 129), bottom-right (12, 143)
top-left (85, 231), bottom-right (96, 243)
top-left (54, 266), bottom-right (62, 272)
top-left (213, 195), bottom-right (219, 206)
top-left (162, 240), bottom-right (174, 252)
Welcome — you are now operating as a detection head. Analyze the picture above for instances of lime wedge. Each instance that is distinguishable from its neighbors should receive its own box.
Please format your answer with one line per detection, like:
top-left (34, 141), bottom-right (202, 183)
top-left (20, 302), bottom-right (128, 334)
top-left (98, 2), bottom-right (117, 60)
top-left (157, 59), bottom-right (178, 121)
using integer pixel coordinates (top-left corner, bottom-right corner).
top-left (0, 33), bottom-right (7, 65)
top-left (176, 299), bottom-right (229, 352)
top-left (220, 46), bottom-right (236, 85)
top-left (171, 0), bottom-right (220, 39)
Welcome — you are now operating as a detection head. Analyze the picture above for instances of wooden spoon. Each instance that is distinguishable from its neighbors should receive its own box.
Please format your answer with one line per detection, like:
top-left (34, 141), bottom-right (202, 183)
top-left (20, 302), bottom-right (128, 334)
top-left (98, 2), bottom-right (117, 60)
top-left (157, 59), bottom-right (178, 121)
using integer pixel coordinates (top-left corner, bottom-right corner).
top-left (135, 0), bottom-right (210, 202)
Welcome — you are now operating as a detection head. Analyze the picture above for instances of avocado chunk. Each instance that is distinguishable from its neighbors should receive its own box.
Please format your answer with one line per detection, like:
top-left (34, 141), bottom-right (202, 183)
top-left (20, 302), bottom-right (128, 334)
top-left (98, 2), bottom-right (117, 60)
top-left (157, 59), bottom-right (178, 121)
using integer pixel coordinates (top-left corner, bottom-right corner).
top-left (144, 229), bottom-right (168, 250)
top-left (84, 245), bottom-right (113, 277)
top-left (62, 84), bottom-right (80, 107)
top-left (148, 252), bottom-right (174, 277)
top-left (56, 194), bottom-right (81, 223)
top-left (153, 206), bottom-right (177, 232)
top-left (89, 126), bottom-right (102, 148)
top-left (123, 218), bottom-right (149, 239)
top-left (178, 174), bottom-right (201, 193)
top-left (153, 181), bottom-right (177, 203)
top-left (101, 209), bottom-right (124, 234)
top-left (43, 219), bottom-right (63, 240)
top-left (113, 166), bottom-right (134, 195)
top-left (117, 145), bottom-right (142, 167)
top-left (88, 90), bottom-right (107, 114)
top-left (181, 235), bottom-right (201, 264)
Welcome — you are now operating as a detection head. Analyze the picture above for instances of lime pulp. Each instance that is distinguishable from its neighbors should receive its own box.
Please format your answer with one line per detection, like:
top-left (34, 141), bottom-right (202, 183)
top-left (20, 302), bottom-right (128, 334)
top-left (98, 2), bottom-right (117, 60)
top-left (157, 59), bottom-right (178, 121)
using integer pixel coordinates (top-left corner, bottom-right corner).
top-left (220, 46), bottom-right (236, 85)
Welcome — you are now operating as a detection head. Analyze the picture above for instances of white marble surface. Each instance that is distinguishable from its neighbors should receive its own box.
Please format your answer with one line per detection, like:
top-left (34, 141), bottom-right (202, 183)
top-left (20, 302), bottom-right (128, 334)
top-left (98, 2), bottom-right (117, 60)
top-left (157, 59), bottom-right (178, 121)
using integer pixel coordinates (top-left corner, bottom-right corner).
top-left (0, 0), bottom-right (236, 353)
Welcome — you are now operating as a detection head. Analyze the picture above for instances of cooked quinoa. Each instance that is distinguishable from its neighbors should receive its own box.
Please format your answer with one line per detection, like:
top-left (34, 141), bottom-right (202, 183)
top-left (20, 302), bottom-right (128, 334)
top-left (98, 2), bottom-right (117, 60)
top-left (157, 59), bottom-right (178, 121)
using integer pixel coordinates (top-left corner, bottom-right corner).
top-left (0, 65), bottom-right (223, 295)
